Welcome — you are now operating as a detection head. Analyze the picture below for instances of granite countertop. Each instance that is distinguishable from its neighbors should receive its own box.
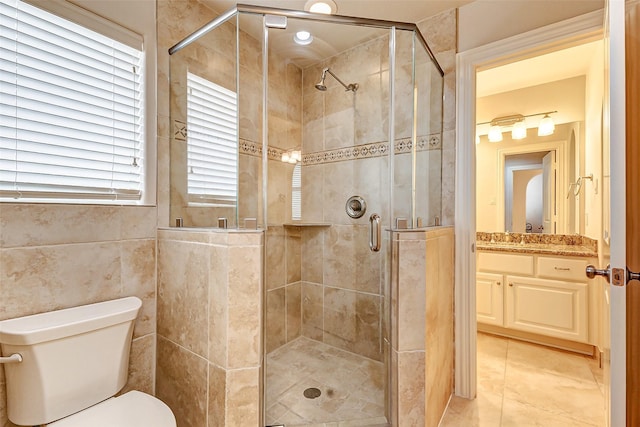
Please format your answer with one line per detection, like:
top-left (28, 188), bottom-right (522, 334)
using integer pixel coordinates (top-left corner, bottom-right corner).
top-left (476, 232), bottom-right (598, 258)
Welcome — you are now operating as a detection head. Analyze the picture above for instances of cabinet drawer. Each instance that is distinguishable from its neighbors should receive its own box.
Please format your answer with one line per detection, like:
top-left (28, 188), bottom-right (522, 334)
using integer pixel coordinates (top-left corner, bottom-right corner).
top-left (478, 252), bottom-right (534, 275)
top-left (537, 257), bottom-right (588, 281)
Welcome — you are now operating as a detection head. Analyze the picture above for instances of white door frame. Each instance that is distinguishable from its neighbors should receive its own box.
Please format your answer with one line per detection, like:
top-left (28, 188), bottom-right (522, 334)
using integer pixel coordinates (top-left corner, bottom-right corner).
top-left (454, 10), bottom-right (604, 399)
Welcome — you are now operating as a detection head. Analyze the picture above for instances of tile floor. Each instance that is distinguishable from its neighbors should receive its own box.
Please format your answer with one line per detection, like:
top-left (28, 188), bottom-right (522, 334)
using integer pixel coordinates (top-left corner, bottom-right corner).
top-left (265, 337), bottom-right (388, 427)
top-left (440, 333), bottom-right (606, 426)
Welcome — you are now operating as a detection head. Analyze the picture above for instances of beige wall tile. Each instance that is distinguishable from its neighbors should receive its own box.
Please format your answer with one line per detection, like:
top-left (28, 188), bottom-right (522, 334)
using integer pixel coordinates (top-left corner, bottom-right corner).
top-left (121, 239), bottom-right (157, 338)
top-left (301, 228), bottom-right (323, 283)
top-left (324, 225), bottom-right (356, 290)
top-left (322, 162), bottom-right (355, 224)
top-left (156, 336), bottom-right (208, 427)
top-left (300, 165), bottom-right (324, 223)
top-left (0, 242), bottom-right (121, 320)
top-left (286, 282), bottom-right (302, 342)
top-left (323, 287), bottom-right (356, 351)
top-left (286, 232), bottom-right (301, 283)
top-left (417, 9), bottom-right (457, 54)
top-left (354, 224), bottom-right (382, 294)
top-left (208, 364), bottom-right (226, 427)
top-left (301, 281), bottom-right (323, 340)
top-left (355, 293), bottom-right (383, 361)
top-left (157, 240), bottom-right (209, 357)
top-left (302, 90), bottom-right (325, 153)
top-left (208, 245), bottom-right (229, 368)
top-left (266, 288), bottom-right (286, 353)
top-left (227, 245), bottom-right (262, 368)
top-left (266, 227), bottom-right (286, 290)
top-left (120, 206), bottom-right (158, 239)
top-left (0, 204), bottom-right (118, 248)
top-left (397, 350), bottom-right (426, 426)
top-left (396, 239), bottom-right (427, 351)
top-left (122, 334), bottom-right (155, 396)
top-left (268, 161), bottom-right (291, 224)
top-left (225, 368), bottom-right (261, 426)
top-left (227, 231), bottom-right (263, 246)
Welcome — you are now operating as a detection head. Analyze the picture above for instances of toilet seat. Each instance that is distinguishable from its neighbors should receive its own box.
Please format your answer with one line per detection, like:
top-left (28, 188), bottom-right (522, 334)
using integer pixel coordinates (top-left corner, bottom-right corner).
top-left (46, 391), bottom-right (176, 427)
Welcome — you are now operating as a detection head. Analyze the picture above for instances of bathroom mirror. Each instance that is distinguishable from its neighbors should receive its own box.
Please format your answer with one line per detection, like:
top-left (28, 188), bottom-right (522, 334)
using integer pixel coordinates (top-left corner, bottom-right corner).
top-left (476, 122), bottom-right (583, 235)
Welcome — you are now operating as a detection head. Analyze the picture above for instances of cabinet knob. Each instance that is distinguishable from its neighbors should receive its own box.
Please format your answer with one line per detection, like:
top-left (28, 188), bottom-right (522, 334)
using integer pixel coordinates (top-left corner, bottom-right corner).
top-left (497, 281), bottom-right (501, 286)
top-left (509, 283), bottom-right (513, 287)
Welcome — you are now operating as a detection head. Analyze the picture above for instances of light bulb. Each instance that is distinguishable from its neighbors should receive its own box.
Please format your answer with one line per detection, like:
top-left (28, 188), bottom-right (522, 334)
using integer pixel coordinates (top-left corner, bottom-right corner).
top-left (488, 125), bottom-right (503, 143)
top-left (537, 115), bottom-right (555, 136)
top-left (304, 0), bottom-right (337, 14)
top-left (294, 31), bottom-right (313, 45)
top-left (281, 153), bottom-right (290, 163)
top-left (512, 121), bottom-right (527, 140)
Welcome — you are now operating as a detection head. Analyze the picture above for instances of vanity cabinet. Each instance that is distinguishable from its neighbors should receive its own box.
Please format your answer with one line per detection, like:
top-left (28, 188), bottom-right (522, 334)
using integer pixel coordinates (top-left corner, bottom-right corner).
top-left (476, 272), bottom-right (503, 326)
top-left (477, 251), bottom-right (593, 345)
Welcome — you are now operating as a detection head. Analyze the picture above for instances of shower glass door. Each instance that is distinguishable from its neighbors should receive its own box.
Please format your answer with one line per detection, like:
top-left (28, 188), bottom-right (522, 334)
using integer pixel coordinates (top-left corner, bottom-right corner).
top-left (262, 16), bottom-right (392, 427)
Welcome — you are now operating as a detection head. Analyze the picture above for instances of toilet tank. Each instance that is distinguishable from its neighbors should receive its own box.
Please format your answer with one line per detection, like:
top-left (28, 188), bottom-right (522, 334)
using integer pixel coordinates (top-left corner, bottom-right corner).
top-left (0, 297), bottom-right (142, 426)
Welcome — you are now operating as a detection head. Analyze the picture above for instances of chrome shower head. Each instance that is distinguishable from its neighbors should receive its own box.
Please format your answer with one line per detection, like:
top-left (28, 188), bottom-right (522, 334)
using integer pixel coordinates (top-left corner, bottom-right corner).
top-left (315, 68), bottom-right (328, 91)
top-left (314, 67), bottom-right (357, 93)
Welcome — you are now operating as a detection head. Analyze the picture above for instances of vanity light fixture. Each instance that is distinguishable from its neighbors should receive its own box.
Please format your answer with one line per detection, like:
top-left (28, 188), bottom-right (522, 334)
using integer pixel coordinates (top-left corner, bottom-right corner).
top-left (294, 30), bottom-right (313, 45)
top-left (477, 111), bottom-right (557, 143)
top-left (304, 0), bottom-right (337, 14)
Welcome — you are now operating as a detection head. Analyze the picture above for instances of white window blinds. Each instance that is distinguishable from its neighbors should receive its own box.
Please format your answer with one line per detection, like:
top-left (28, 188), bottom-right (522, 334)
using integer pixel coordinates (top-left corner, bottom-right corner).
top-left (187, 72), bottom-right (237, 205)
top-left (0, 0), bottom-right (144, 201)
top-left (292, 163), bottom-right (301, 220)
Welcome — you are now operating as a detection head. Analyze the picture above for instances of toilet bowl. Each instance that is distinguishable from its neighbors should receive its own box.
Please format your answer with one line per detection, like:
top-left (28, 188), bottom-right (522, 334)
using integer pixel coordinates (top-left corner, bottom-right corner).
top-left (0, 297), bottom-right (176, 427)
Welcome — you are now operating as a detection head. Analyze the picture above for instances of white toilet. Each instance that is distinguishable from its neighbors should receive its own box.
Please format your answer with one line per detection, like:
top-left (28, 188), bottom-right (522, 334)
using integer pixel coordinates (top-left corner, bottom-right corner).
top-left (0, 297), bottom-right (176, 427)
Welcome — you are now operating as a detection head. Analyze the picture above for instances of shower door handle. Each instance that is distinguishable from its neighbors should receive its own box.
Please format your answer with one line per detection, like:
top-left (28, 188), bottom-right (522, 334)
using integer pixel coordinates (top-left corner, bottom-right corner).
top-left (369, 213), bottom-right (381, 252)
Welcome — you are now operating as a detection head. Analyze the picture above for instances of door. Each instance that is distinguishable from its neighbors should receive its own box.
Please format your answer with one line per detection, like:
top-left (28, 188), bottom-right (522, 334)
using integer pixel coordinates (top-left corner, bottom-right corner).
top-left (625, 1), bottom-right (640, 425)
top-left (600, 0), bottom-right (626, 425)
top-left (542, 151), bottom-right (556, 234)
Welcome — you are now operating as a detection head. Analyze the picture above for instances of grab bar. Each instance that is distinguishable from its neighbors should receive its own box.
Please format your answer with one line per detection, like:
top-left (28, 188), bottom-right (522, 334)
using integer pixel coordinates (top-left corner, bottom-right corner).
top-left (369, 213), bottom-right (381, 252)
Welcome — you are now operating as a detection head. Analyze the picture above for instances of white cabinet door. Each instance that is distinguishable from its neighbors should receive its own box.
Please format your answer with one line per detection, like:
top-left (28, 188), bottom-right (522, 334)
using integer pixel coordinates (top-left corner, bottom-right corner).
top-left (505, 275), bottom-right (588, 342)
top-left (476, 272), bottom-right (503, 326)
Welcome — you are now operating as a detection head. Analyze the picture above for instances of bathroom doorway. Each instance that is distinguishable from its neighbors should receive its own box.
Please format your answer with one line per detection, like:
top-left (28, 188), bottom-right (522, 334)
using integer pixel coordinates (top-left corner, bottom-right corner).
top-left (472, 37), bottom-right (606, 424)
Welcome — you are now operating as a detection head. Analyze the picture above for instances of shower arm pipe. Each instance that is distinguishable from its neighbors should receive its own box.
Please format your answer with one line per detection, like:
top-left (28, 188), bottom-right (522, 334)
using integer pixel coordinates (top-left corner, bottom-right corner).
top-left (323, 68), bottom-right (357, 92)
top-left (167, 3), bottom-right (445, 76)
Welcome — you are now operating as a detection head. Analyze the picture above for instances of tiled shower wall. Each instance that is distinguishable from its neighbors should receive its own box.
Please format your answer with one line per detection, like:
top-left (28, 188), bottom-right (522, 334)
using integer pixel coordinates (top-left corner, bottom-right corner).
top-left (391, 226), bottom-right (455, 427)
top-left (0, 204), bottom-right (157, 426)
top-left (156, 229), bottom-right (263, 427)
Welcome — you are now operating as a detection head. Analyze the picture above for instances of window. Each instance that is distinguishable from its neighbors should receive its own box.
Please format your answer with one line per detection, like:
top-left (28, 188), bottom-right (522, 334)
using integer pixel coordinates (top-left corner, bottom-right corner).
top-left (0, 0), bottom-right (144, 202)
top-left (292, 163), bottom-right (301, 220)
top-left (186, 72), bottom-right (237, 205)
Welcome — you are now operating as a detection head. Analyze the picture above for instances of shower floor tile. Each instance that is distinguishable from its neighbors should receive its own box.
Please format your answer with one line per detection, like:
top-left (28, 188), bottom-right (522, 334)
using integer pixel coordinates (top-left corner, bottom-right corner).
top-left (266, 337), bottom-right (388, 427)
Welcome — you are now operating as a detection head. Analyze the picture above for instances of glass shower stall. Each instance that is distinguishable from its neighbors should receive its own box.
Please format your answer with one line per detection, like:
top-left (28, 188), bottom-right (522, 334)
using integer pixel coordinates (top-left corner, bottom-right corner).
top-left (168, 5), bottom-right (443, 426)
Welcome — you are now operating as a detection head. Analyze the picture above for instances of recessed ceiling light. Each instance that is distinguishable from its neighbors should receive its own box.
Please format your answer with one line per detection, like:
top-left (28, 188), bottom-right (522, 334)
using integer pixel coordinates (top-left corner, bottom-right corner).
top-left (304, 0), bottom-right (337, 15)
top-left (294, 30), bottom-right (313, 45)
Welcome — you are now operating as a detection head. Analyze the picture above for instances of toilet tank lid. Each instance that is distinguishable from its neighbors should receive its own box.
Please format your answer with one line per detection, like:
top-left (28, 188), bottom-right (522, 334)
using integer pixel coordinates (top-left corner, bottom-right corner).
top-left (0, 297), bottom-right (142, 346)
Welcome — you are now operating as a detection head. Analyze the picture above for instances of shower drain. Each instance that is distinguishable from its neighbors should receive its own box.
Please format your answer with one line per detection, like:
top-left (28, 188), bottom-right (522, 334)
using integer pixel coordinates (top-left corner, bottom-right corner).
top-left (303, 387), bottom-right (322, 399)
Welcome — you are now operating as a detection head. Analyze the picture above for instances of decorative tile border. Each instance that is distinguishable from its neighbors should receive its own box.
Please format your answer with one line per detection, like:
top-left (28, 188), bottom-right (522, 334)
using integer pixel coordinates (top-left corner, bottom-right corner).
top-left (237, 134), bottom-right (441, 165)
top-left (238, 139), bottom-right (285, 161)
top-left (304, 134), bottom-right (441, 166)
